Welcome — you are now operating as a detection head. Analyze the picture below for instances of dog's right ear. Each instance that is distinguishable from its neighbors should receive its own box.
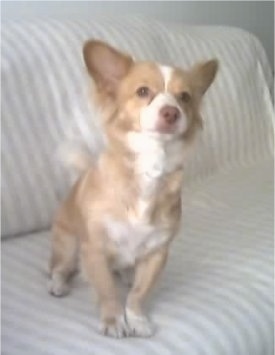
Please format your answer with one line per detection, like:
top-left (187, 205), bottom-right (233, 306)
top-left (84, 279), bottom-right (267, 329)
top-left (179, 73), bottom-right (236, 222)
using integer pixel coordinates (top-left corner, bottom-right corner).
top-left (83, 40), bottom-right (133, 96)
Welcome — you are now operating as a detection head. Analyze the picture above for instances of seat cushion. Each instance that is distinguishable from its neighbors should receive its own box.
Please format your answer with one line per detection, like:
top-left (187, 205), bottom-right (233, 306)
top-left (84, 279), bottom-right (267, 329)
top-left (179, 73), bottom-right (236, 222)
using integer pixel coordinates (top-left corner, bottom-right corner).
top-left (2, 159), bottom-right (273, 355)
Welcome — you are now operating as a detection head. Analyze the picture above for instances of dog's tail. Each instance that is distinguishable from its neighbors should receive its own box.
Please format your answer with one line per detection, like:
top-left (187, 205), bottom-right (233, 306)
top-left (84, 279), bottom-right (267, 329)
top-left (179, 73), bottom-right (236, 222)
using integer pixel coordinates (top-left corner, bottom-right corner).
top-left (57, 104), bottom-right (105, 178)
top-left (58, 144), bottom-right (95, 174)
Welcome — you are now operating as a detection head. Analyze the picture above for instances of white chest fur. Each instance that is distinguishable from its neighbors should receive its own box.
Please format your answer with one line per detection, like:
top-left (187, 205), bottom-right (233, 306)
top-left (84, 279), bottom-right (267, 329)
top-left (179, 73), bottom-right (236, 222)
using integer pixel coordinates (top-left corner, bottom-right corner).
top-left (127, 132), bottom-right (184, 182)
top-left (105, 218), bottom-right (169, 269)
top-left (127, 131), bottom-right (185, 224)
top-left (103, 132), bottom-right (184, 269)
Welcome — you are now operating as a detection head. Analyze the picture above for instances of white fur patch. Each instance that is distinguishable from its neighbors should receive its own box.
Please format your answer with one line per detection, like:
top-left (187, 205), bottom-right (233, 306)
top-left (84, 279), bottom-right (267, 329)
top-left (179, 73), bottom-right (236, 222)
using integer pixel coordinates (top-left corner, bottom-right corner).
top-left (105, 217), bottom-right (169, 269)
top-left (105, 123), bottom-right (186, 270)
top-left (125, 308), bottom-right (154, 337)
top-left (127, 131), bottom-right (185, 181)
top-left (105, 132), bottom-right (185, 269)
top-left (159, 65), bottom-right (173, 91)
top-left (128, 132), bottom-right (166, 180)
top-left (140, 93), bottom-right (188, 135)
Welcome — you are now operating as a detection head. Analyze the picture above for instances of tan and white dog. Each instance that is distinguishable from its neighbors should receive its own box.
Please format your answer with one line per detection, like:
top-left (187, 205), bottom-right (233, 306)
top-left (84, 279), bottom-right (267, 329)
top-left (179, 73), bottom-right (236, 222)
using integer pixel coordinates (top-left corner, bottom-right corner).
top-left (48, 40), bottom-right (218, 338)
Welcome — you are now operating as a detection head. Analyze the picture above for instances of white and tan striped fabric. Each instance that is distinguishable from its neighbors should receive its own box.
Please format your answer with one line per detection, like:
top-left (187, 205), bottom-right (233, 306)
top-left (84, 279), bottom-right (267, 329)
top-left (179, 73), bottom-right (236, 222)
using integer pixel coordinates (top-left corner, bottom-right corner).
top-left (1, 16), bottom-right (274, 355)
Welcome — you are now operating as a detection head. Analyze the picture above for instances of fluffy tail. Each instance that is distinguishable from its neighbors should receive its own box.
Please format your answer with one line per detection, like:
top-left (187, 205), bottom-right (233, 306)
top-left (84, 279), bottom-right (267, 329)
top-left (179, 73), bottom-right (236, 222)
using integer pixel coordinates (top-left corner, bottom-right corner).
top-left (56, 103), bottom-right (105, 178)
top-left (58, 144), bottom-right (95, 174)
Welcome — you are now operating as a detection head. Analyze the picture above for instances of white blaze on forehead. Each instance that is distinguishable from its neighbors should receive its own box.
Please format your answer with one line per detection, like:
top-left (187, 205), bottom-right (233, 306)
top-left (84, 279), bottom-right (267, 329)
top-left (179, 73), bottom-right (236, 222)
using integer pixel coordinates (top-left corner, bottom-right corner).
top-left (159, 65), bottom-right (174, 91)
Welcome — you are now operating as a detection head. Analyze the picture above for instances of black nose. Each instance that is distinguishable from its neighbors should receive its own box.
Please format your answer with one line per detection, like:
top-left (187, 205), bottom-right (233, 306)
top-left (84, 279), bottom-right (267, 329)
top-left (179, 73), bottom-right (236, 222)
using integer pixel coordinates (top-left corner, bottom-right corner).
top-left (159, 105), bottom-right (180, 124)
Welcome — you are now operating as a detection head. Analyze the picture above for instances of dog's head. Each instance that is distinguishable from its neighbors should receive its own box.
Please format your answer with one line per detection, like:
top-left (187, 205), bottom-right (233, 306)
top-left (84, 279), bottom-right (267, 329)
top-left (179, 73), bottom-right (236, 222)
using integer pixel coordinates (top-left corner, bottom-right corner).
top-left (83, 40), bottom-right (218, 140)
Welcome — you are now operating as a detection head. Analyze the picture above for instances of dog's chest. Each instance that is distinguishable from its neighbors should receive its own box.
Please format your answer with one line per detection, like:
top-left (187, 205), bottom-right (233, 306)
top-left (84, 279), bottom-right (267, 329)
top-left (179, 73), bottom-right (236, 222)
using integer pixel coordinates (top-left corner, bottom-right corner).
top-left (105, 218), bottom-right (169, 269)
top-left (104, 133), bottom-right (183, 269)
top-left (128, 132), bottom-right (184, 195)
top-left (132, 134), bottom-right (183, 172)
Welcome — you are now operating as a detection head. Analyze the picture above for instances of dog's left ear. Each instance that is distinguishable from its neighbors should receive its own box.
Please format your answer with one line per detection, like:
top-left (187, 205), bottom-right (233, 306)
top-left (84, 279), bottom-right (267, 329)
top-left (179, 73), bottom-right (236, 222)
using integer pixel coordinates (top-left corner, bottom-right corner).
top-left (83, 40), bottom-right (133, 96)
top-left (190, 59), bottom-right (218, 98)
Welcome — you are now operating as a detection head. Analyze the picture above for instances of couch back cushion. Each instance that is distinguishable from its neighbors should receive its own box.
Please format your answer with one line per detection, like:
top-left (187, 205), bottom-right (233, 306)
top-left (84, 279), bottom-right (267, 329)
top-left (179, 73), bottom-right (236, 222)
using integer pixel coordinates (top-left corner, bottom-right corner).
top-left (1, 16), bottom-right (273, 237)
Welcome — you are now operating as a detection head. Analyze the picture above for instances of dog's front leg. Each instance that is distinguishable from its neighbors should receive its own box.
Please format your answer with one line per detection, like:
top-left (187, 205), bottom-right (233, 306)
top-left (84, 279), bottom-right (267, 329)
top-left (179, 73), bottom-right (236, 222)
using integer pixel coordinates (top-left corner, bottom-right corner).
top-left (126, 247), bottom-right (168, 337)
top-left (83, 232), bottom-right (129, 338)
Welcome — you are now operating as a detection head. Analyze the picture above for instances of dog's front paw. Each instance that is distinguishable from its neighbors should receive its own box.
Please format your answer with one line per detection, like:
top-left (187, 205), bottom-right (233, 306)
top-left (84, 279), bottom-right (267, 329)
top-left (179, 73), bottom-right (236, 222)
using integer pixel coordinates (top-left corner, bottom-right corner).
top-left (100, 314), bottom-right (130, 338)
top-left (125, 308), bottom-right (155, 337)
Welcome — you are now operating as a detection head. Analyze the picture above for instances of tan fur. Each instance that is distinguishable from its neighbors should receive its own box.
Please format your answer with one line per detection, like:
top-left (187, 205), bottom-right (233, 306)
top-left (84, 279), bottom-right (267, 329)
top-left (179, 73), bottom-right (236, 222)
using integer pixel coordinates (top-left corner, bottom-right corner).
top-left (49, 40), bottom-right (218, 338)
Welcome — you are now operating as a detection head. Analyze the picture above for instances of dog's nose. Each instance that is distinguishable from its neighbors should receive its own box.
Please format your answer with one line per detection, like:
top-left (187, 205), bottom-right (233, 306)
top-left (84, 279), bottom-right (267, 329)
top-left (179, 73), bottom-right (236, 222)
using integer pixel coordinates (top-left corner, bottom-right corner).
top-left (159, 105), bottom-right (180, 124)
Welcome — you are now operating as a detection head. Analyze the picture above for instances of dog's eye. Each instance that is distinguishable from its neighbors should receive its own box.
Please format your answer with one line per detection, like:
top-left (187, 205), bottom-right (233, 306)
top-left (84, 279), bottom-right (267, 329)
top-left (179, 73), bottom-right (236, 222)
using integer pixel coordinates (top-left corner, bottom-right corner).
top-left (179, 91), bottom-right (191, 103)
top-left (136, 86), bottom-right (150, 98)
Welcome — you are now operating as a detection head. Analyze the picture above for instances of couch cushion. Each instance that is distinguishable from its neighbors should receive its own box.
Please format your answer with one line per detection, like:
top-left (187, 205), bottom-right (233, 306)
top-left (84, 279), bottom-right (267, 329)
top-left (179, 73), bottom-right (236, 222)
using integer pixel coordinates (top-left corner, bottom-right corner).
top-left (1, 17), bottom-right (273, 237)
top-left (2, 159), bottom-right (273, 355)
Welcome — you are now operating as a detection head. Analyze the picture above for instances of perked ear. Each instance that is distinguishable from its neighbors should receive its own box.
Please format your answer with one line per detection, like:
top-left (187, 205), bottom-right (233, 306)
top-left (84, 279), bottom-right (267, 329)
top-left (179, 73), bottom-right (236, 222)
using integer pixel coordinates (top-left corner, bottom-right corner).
top-left (83, 40), bottom-right (133, 96)
top-left (190, 59), bottom-right (219, 97)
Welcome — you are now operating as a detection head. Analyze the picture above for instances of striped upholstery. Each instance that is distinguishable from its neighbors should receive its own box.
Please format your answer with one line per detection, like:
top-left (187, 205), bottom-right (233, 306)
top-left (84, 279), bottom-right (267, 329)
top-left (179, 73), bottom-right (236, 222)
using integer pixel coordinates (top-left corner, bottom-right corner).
top-left (1, 17), bottom-right (273, 237)
top-left (2, 159), bottom-right (273, 355)
top-left (1, 16), bottom-right (274, 355)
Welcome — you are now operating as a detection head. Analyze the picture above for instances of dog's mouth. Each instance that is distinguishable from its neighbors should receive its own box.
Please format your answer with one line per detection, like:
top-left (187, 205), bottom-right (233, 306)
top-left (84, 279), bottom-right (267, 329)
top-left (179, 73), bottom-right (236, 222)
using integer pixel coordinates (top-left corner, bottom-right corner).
top-left (144, 117), bottom-right (183, 137)
top-left (154, 121), bottom-right (178, 135)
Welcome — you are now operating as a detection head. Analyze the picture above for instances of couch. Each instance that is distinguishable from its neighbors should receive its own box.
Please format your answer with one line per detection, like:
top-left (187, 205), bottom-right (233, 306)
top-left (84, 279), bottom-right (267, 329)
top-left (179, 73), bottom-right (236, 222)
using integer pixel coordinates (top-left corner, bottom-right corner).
top-left (1, 16), bottom-right (274, 355)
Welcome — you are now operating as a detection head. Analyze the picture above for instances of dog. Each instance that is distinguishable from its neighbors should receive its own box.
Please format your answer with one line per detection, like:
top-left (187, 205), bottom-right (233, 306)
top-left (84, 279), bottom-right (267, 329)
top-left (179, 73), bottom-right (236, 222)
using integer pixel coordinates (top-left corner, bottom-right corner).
top-left (48, 40), bottom-right (218, 338)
